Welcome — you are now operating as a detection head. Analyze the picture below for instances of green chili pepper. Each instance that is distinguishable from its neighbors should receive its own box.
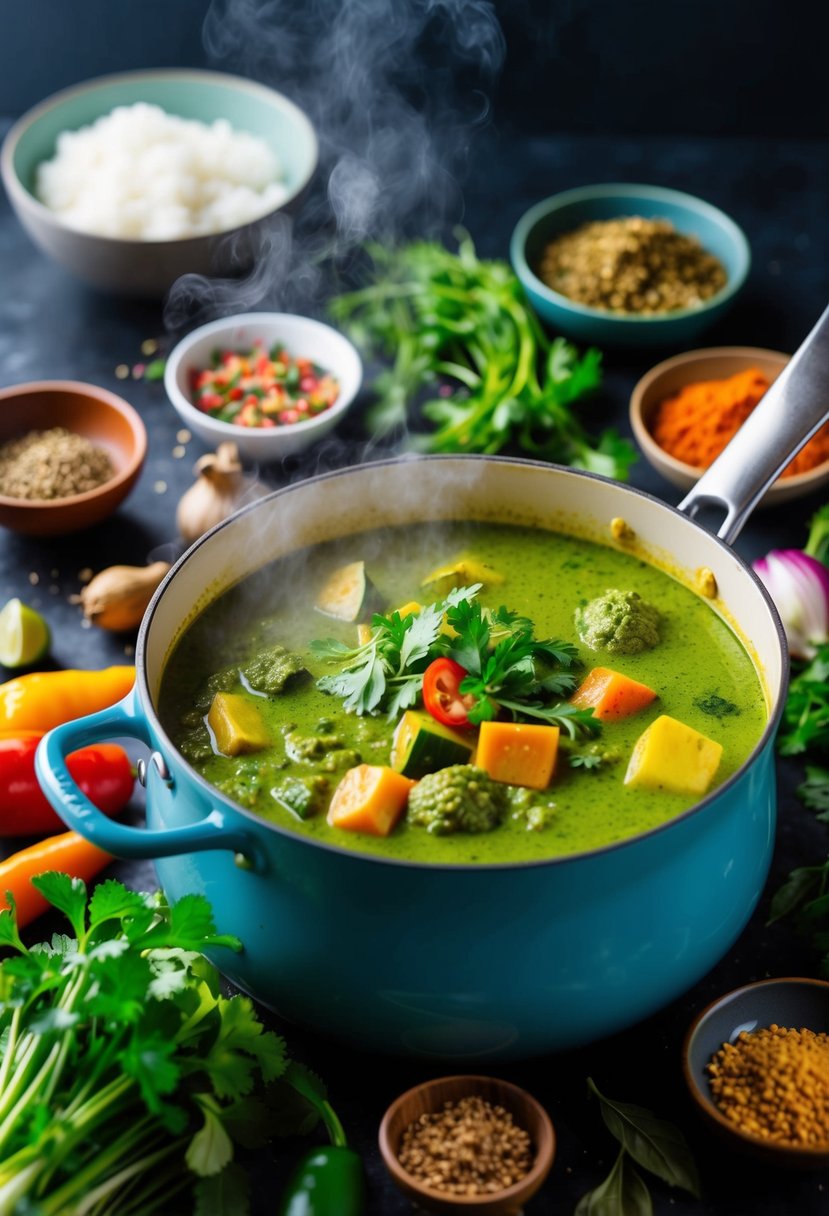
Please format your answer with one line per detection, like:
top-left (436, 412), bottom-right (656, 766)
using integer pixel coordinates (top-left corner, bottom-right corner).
top-left (277, 1064), bottom-right (366, 1215)
top-left (277, 1145), bottom-right (366, 1215)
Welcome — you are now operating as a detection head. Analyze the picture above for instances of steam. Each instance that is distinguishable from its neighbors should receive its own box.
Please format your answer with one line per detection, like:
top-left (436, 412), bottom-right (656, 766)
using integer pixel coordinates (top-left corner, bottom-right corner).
top-left (164, 0), bottom-right (504, 331)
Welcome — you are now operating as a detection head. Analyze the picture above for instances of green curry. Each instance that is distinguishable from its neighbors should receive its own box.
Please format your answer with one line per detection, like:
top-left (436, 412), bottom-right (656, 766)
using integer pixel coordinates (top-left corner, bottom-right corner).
top-left (158, 522), bottom-right (767, 863)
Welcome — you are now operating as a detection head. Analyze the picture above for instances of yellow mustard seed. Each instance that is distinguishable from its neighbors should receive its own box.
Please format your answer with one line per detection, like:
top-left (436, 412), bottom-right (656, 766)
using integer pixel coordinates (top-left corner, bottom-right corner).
top-left (707, 1025), bottom-right (829, 1146)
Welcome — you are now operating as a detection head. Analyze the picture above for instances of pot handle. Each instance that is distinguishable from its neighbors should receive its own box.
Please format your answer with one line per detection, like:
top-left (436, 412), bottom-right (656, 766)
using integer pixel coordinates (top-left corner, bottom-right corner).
top-left (35, 690), bottom-right (261, 864)
top-left (677, 300), bottom-right (829, 545)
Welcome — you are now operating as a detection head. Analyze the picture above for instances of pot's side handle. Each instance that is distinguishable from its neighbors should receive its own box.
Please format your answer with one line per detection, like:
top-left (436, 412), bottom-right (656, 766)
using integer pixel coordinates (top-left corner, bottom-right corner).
top-left (35, 692), bottom-right (260, 864)
top-left (677, 301), bottom-right (829, 545)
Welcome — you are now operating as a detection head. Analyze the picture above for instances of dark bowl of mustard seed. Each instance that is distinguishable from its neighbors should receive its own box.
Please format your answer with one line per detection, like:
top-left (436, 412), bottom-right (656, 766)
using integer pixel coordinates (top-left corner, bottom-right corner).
top-left (379, 1075), bottom-right (555, 1214)
top-left (683, 977), bottom-right (829, 1168)
top-left (0, 381), bottom-right (147, 536)
top-left (510, 183), bottom-right (750, 349)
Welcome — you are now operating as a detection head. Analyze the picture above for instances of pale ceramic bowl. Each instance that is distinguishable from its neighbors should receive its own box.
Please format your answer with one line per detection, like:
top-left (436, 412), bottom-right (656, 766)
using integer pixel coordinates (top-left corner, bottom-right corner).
top-left (164, 312), bottom-right (363, 462)
top-left (510, 184), bottom-right (750, 348)
top-left (0, 69), bottom-right (318, 298)
top-left (630, 346), bottom-right (829, 504)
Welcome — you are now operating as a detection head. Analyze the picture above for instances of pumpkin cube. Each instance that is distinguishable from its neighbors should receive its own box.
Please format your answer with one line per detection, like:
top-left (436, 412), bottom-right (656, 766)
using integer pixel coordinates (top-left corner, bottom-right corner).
top-left (624, 714), bottom-right (722, 796)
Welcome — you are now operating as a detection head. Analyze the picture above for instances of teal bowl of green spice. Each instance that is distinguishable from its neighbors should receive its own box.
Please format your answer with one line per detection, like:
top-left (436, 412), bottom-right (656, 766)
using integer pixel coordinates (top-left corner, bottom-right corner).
top-left (510, 184), bottom-right (751, 349)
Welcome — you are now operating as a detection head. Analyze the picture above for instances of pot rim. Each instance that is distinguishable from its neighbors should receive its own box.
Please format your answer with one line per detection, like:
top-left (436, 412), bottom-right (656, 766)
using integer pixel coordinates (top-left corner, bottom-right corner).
top-left (137, 453), bottom-right (788, 872)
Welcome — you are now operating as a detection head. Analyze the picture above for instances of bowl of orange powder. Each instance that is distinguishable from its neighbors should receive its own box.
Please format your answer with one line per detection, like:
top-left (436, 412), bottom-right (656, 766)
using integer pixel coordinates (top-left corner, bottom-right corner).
top-left (630, 346), bottom-right (829, 504)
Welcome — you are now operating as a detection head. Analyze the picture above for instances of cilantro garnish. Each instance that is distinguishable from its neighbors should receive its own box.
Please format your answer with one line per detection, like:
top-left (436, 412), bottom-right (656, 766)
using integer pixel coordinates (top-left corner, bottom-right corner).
top-left (312, 585), bottom-right (598, 739)
top-left (0, 876), bottom-right (333, 1213)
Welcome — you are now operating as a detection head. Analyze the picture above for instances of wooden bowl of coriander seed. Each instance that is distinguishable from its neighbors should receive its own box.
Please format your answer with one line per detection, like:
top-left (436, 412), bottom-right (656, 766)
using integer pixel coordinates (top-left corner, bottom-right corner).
top-left (0, 381), bottom-right (147, 535)
top-left (379, 1075), bottom-right (555, 1215)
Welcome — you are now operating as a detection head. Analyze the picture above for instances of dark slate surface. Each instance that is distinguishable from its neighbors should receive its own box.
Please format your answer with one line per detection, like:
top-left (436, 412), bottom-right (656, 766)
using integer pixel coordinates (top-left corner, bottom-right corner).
top-left (2, 121), bottom-right (829, 1213)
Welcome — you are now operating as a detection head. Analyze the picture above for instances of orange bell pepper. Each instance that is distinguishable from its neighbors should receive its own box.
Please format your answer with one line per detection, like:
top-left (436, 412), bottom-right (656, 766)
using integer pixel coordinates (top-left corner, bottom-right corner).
top-left (0, 666), bottom-right (135, 733)
top-left (0, 831), bottom-right (113, 929)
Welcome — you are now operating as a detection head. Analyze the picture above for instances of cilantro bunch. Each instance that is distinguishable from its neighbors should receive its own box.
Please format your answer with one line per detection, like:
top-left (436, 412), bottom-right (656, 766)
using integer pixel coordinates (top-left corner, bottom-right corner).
top-left (330, 235), bottom-right (635, 479)
top-left (311, 585), bottom-right (598, 739)
top-left (0, 876), bottom-right (329, 1215)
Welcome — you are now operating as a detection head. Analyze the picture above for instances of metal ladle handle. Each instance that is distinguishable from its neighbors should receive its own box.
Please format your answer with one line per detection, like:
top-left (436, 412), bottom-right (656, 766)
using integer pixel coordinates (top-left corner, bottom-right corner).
top-left (678, 300), bottom-right (829, 544)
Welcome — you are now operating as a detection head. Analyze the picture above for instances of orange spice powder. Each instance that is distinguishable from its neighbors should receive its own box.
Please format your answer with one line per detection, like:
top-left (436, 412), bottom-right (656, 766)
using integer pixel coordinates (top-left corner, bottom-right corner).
top-left (650, 367), bottom-right (829, 477)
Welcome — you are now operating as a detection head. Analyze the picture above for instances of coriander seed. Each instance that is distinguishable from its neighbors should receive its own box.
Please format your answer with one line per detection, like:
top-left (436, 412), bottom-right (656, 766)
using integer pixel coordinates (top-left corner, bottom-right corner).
top-left (397, 1095), bottom-right (533, 1196)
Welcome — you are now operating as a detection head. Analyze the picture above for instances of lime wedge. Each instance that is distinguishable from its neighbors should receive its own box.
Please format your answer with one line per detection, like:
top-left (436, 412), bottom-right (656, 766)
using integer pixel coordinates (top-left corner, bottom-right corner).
top-left (0, 599), bottom-right (50, 668)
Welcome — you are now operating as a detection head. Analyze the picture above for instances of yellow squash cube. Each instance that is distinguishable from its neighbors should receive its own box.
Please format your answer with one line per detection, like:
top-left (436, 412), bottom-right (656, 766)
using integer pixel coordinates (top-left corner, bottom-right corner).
top-left (624, 714), bottom-right (723, 796)
top-left (207, 692), bottom-right (270, 756)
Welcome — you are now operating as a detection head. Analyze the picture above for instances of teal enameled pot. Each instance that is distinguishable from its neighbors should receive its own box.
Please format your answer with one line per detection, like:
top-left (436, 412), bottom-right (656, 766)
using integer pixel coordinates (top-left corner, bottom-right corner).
top-left (34, 451), bottom-right (787, 1060)
top-left (40, 302), bottom-right (829, 1058)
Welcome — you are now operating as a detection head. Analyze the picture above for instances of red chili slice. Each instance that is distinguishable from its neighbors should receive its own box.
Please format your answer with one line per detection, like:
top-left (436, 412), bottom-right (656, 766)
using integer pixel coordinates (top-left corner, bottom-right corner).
top-left (422, 658), bottom-right (476, 728)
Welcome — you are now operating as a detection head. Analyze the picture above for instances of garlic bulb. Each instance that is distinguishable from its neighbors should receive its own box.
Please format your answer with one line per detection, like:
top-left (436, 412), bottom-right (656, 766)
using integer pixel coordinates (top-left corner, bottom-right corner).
top-left (176, 442), bottom-right (258, 544)
top-left (79, 562), bottom-right (171, 632)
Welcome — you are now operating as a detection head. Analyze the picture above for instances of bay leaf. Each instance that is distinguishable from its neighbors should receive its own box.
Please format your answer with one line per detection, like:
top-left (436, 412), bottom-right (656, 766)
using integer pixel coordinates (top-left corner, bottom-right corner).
top-left (587, 1078), bottom-right (701, 1197)
top-left (575, 1149), bottom-right (653, 1216)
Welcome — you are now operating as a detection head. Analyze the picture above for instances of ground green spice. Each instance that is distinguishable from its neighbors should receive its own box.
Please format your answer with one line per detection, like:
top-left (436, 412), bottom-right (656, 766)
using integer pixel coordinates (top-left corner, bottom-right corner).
top-left (537, 216), bottom-right (727, 314)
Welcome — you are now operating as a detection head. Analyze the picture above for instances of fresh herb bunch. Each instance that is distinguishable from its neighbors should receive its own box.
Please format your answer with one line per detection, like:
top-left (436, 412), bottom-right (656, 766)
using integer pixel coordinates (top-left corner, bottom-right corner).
top-left (778, 643), bottom-right (829, 755)
top-left (311, 585), bottom-right (598, 739)
top-left (576, 1078), bottom-right (700, 1215)
top-left (0, 876), bottom-right (331, 1215)
top-left (330, 235), bottom-right (635, 479)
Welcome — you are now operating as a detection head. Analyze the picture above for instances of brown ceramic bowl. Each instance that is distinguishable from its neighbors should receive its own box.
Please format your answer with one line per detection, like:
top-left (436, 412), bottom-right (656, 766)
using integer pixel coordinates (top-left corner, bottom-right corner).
top-left (682, 977), bottom-right (829, 1168)
top-left (630, 346), bottom-right (829, 505)
top-left (0, 381), bottom-right (147, 535)
top-left (379, 1075), bottom-right (555, 1215)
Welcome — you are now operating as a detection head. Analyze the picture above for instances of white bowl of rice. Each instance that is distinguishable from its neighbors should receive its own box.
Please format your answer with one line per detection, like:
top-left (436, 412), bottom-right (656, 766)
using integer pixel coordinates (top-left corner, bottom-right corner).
top-left (0, 69), bottom-right (318, 298)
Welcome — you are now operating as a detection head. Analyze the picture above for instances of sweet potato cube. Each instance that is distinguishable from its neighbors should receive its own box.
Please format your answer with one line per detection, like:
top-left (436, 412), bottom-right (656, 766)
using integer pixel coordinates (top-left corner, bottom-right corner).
top-left (571, 667), bottom-right (657, 722)
top-left (475, 721), bottom-right (560, 790)
top-left (327, 764), bottom-right (415, 836)
top-left (207, 692), bottom-right (270, 756)
top-left (624, 714), bottom-right (723, 796)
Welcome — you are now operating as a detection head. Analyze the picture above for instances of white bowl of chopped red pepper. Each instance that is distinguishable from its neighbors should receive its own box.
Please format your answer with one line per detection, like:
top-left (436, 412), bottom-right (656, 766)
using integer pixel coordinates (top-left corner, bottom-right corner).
top-left (164, 311), bottom-right (363, 462)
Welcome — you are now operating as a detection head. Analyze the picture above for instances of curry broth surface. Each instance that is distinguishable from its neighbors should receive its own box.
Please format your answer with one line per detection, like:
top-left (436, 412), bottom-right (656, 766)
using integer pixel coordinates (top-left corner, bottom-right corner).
top-left (159, 522), bottom-right (767, 863)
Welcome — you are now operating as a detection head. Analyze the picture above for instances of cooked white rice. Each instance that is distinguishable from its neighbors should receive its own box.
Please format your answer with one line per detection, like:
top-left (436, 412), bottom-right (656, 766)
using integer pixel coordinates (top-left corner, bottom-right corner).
top-left (35, 102), bottom-right (289, 241)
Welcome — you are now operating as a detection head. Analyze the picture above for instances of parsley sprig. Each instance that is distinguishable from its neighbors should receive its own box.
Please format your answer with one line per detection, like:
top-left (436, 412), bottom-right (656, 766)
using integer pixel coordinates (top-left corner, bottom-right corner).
top-left (330, 236), bottom-right (636, 479)
top-left (311, 585), bottom-right (598, 739)
top-left (0, 876), bottom-right (336, 1215)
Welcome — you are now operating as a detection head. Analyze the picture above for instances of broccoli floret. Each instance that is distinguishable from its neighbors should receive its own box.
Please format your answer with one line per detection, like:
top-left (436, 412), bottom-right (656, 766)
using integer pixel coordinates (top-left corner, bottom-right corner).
top-left (408, 765), bottom-right (508, 835)
top-left (576, 588), bottom-right (661, 655)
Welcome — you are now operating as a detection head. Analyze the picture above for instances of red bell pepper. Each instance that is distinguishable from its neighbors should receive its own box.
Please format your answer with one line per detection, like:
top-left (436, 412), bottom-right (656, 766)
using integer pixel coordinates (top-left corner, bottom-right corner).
top-left (0, 734), bottom-right (134, 836)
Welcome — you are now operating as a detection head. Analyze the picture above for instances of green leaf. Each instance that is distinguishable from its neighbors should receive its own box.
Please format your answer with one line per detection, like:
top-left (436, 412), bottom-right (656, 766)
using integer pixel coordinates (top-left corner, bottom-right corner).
top-left (31, 872), bottom-right (88, 938)
top-left (0, 901), bottom-right (25, 954)
top-left (799, 766), bottom-right (829, 816)
top-left (767, 864), bottom-right (828, 924)
top-left (88, 880), bottom-right (154, 931)
top-left (119, 1031), bottom-right (181, 1115)
top-left (186, 1099), bottom-right (235, 1176)
top-left (143, 358), bottom-right (167, 382)
top-left (194, 1162), bottom-right (250, 1216)
top-left (588, 1078), bottom-right (700, 1197)
top-left (575, 1150), bottom-right (653, 1216)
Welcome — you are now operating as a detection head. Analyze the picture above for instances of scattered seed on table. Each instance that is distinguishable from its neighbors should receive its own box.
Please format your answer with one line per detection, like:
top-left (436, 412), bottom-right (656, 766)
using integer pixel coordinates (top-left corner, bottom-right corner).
top-left (115, 364), bottom-right (129, 379)
top-left (81, 618), bottom-right (91, 629)
top-left (141, 338), bottom-right (158, 356)
top-left (50, 569), bottom-right (58, 578)
top-left (154, 480), bottom-right (167, 494)
top-left (78, 568), bottom-right (93, 583)
top-left (49, 585), bottom-right (59, 596)
top-left (176, 429), bottom-right (192, 444)
top-left (172, 445), bottom-right (186, 459)
top-left (28, 572), bottom-right (39, 585)
top-left (132, 363), bottom-right (145, 379)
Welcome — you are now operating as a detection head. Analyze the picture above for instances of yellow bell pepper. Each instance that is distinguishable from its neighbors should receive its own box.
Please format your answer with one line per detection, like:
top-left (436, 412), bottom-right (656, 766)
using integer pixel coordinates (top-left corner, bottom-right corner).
top-left (0, 667), bottom-right (135, 733)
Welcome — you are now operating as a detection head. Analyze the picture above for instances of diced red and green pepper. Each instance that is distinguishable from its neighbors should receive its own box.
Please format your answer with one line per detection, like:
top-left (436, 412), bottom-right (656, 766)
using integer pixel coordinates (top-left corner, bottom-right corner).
top-left (190, 341), bottom-right (340, 429)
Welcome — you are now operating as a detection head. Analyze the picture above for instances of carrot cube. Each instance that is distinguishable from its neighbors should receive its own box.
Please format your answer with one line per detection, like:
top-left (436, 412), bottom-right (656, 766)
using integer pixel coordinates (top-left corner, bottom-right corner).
top-left (327, 764), bottom-right (415, 836)
top-left (475, 721), bottom-right (560, 790)
top-left (570, 667), bottom-right (657, 722)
